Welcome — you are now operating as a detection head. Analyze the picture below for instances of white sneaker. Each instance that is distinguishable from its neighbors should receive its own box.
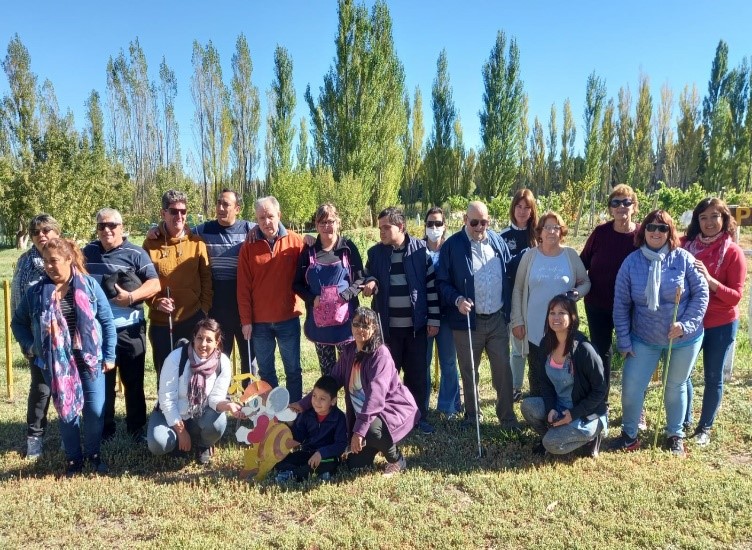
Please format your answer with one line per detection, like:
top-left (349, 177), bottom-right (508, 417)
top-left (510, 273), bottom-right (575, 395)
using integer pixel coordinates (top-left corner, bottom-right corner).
top-left (26, 436), bottom-right (43, 460)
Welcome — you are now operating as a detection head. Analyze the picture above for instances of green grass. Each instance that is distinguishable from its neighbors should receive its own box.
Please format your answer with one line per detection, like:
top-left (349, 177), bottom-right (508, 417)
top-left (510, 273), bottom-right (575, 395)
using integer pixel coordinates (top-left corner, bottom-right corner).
top-left (0, 235), bottom-right (751, 548)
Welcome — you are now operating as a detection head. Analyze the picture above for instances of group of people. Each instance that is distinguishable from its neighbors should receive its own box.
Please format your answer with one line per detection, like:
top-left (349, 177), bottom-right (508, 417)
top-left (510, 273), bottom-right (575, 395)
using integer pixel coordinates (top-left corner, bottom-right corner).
top-left (9, 183), bottom-right (745, 479)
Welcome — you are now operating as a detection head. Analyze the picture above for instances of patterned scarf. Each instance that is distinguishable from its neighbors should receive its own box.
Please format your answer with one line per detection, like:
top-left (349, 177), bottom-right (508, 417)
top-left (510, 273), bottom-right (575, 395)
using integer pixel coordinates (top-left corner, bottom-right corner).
top-left (40, 268), bottom-right (100, 423)
top-left (685, 231), bottom-right (731, 276)
top-left (186, 348), bottom-right (220, 418)
top-left (640, 244), bottom-right (669, 311)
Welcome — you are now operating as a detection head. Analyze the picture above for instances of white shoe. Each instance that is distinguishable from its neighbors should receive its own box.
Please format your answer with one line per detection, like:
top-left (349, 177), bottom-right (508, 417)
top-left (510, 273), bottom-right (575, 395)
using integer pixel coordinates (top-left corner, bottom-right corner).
top-left (26, 436), bottom-right (43, 460)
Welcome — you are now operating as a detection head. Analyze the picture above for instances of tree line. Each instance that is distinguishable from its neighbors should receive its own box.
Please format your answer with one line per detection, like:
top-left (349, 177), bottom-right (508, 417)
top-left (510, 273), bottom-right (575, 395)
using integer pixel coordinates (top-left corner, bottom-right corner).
top-left (1, 0), bottom-right (750, 240)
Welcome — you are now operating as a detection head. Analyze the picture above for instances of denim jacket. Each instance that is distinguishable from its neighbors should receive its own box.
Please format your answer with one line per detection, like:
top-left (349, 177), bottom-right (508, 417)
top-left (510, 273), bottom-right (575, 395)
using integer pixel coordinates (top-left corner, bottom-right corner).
top-left (11, 274), bottom-right (117, 369)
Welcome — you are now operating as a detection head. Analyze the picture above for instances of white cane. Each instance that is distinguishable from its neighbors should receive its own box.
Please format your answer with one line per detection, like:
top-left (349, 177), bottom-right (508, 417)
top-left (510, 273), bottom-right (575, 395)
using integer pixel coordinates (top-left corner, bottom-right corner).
top-left (466, 304), bottom-right (482, 458)
top-left (247, 337), bottom-right (257, 378)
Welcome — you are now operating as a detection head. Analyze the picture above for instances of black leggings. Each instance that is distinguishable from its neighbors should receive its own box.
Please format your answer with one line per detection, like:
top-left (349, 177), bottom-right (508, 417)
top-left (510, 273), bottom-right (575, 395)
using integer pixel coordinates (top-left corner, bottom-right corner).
top-left (346, 416), bottom-right (402, 468)
top-left (584, 303), bottom-right (613, 401)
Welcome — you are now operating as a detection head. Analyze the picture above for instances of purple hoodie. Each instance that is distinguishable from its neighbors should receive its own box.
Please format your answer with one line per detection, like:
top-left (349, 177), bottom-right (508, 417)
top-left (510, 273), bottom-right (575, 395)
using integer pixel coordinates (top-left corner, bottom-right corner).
top-left (298, 342), bottom-right (419, 443)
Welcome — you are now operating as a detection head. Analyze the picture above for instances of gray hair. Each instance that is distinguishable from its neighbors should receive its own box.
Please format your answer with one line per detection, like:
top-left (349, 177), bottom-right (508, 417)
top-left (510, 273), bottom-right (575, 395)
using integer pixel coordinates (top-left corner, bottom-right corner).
top-left (161, 189), bottom-right (188, 210)
top-left (254, 196), bottom-right (280, 213)
top-left (28, 213), bottom-right (61, 235)
top-left (95, 208), bottom-right (122, 224)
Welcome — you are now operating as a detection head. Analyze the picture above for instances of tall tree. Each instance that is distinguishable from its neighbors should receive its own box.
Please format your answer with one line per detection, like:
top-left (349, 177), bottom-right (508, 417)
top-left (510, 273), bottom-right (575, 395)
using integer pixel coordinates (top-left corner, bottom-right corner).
top-left (560, 98), bottom-right (576, 188)
top-left (230, 33), bottom-right (261, 197)
top-left (1, 34), bottom-right (39, 167)
top-left (158, 57), bottom-right (179, 168)
top-left (576, 71), bottom-right (606, 234)
top-left (631, 73), bottom-right (654, 190)
top-left (267, 45), bottom-right (296, 186)
top-left (401, 86), bottom-right (424, 210)
top-left (613, 86), bottom-right (633, 185)
top-left (423, 49), bottom-right (457, 206)
top-left (705, 97), bottom-right (732, 191)
top-left (296, 117), bottom-right (309, 172)
top-left (529, 116), bottom-right (546, 193)
top-left (478, 30), bottom-right (524, 198)
top-left (654, 83), bottom-right (674, 186)
top-left (723, 59), bottom-right (750, 190)
top-left (676, 84), bottom-right (704, 188)
top-left (516, 93), bottom-right (531, 190)
top-left (546, 103), bottom-right (558, 193)
top-left (600, 98), bottom-right (615, 196)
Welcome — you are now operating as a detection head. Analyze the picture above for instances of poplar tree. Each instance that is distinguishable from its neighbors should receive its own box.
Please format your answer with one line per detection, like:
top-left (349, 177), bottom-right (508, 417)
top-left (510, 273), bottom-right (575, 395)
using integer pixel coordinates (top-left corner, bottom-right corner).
top-left (401, 86), bottom-right (424, 211)
top-left (654, 84), bottom-right (675, 186)
top-left (613, 87), bottom-right (633, 185)
top-left (478, 30), bottom-right (524, 198)
top-left (577, 71), bottom-right (606, 234)
top-left (600, 99), bottom-right (615, 195)
top-left (560, 98), bottom-right (576, 189)
top-left (529, 116), bottom-right (546, 193)
top-left (158, 57), bottom-right (179, 168)
top-left (676, 84), bottom-right (704, 189)
top-left (546, 104), bottom-right (558, 193)
top-left (267, 45), bottom-right (296, 184)
top-left (516, 93), bottom-right (530, 190)
top-left (631, 74), bottom-right (654, 190)
top-left (230, 33), bottom-right (260, 197)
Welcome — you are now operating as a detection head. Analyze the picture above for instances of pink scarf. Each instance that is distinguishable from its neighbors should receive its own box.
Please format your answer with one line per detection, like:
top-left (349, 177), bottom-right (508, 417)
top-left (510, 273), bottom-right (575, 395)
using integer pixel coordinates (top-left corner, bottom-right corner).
top-left (685, 232), bottom-right (731, 276)
top-left (186, 349), bottom-right (220, 417)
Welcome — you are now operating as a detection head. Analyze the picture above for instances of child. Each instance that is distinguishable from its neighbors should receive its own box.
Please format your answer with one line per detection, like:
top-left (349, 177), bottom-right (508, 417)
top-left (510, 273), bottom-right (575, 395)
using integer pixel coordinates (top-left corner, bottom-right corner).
top-left (275, 375), bottom-right (347, 481)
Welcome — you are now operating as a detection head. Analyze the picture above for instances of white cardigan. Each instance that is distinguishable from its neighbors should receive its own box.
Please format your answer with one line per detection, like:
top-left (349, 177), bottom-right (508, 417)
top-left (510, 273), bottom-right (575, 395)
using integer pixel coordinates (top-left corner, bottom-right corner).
top-left (158, 347), bottom-right (232, 427)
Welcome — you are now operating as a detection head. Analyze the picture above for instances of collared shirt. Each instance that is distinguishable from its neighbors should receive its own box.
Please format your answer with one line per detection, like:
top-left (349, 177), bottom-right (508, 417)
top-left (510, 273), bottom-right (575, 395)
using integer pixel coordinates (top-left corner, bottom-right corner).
top-left (465, 227), bottom-right (503, 315)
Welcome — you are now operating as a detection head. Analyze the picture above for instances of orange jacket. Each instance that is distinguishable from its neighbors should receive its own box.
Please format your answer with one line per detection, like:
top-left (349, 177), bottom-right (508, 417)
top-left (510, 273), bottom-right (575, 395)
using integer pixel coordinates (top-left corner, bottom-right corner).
top-left (237, 224), bottom-right (304, 325)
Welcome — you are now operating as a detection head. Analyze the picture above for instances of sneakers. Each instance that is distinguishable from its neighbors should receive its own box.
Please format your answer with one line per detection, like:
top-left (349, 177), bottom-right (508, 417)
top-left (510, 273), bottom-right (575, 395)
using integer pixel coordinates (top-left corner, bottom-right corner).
top-left (512, 389), bottom-right (523, 403)
top-left (614, 432), bottom-right (641, 452)
top-left (693, 429), bottom-right (711, 447)
top-left (637, 409), bottom-right (647, 431)
top-left (86, 454), bottom-right (109, 474)
top-left (65, 459), bottom-right (84, 478)
top-left (418, 420), bottom-right (435, 434)
top-left (196, 446), bottom-right (213, 465)
top-left (383, 455), bottom-right (406, 477)
top-left (668, 436), bottom-right (686, 457)
top-left (26, 436), bottom-right (43, 460)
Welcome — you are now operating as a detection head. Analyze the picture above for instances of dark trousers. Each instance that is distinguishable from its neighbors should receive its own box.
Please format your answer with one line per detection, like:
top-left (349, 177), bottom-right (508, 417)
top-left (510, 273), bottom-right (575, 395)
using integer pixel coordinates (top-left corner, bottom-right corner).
top-left (275, 449), bottom-right (340, 481)
top-left (584, 303), bottom-right (614, 400)
top-left (210, 279), bottom-right (254, 373)
top-left (527, 341), bottom-right (546, 398)
top-left (385, 326), bottom-right (428, 417)
top-left (104, 322), bottom-right (147, 437)
top-left (149, 309), bottom-right (205, 377)
top-left (26, 360), bottom-right (51, 438)
top-left (346, 416), bottom-right (401, 468)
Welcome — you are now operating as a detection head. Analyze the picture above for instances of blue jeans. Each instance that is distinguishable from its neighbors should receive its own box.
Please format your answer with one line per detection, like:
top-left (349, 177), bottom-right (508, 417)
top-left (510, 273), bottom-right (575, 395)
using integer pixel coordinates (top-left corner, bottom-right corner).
top-left (685, 320), bottom-right (738, 431)
top-left (252, 317), bottom-right (303, 402)
top-left (521, 396), bottom-right (605, 454)
top-left (147, 407), bottom-right (227, 455)
top-left (43, 363), bottom-right (105, 462)
top-left (621, 335), bottom-right (702, 439)
top-left (426, 321), bottom-right (461, 414)
top-left (509, 326), bottom-right (525, 391)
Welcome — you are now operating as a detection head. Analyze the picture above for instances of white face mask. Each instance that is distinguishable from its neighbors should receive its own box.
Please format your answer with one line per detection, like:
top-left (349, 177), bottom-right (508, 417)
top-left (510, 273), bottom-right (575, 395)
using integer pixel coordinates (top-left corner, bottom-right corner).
top-left (426, 227), bottom-right (444, 242)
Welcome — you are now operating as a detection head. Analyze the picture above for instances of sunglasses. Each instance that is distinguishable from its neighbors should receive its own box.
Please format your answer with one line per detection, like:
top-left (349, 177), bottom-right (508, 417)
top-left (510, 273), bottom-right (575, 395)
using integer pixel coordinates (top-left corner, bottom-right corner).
top-left (425, 220), bottom-right (444, 228)
top-left (469, 219), bottom-right (490, 228)
top-left (167, 207), bottom-right (187, 216)
top-left (646, 223), bottom-right (670, 233)
top-left (31, 227), bottom-right (55, 237)
top-left (609, 198), bottom-right (634, 208)
top-left (96, 222), bottom-right (121, 231)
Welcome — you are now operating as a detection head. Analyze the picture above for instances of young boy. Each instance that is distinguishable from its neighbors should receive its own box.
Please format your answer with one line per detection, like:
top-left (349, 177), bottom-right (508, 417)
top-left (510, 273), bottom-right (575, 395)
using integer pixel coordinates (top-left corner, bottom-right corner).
top-left (275, 375), bottom-right (347, 482)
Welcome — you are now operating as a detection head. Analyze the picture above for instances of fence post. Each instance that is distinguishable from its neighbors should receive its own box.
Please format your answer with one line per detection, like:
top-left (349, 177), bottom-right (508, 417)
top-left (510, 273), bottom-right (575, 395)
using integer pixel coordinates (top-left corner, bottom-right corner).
top-left (4, 280), bottom-right (13, 399)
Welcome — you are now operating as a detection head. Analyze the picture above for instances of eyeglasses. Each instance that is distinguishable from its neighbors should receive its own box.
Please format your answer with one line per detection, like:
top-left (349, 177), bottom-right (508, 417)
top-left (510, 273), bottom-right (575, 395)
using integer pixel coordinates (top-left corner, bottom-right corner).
top-left (96, 222), bottom-right (121, 231)
top-left (609, 198), bottom-right (634, 208)
top-left (317, 219), bottom-right (336, 226)
top-left (167, 208), bottom-right (187, 216)
top-left (468, 219), bottom-right (490, 228)
top-left (646, 223), bottom-right (669, 233)
top-left (543, 225), bottom-right (561, 232)
top-left (216, 201), bottom-right (236, 209)
top-left (31, 227), bottom-right (54, 237)
top-left (425, 220), bottom-right (444, 228)
top-left (351, 321), bottom-right (373, 330)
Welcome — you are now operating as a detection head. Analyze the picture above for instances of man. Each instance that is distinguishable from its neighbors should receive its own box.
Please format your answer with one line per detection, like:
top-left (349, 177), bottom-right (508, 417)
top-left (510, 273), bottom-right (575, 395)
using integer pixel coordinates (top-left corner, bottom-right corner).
top-left (436, 201), bottom-right (520, 430)
top-left (237, 196), bottom-right (305, 401)
top-left (362, 207), bottom-right (440, 434)
top-left (143, 190), bottom-right (212, 375)
top-left (84, 208), bottom-right (161, 441)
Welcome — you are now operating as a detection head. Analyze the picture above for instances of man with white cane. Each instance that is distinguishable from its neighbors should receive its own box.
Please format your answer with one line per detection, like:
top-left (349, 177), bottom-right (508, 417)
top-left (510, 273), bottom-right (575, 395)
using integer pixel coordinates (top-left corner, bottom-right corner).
top-left (436, 201), bottom-right (521, 433)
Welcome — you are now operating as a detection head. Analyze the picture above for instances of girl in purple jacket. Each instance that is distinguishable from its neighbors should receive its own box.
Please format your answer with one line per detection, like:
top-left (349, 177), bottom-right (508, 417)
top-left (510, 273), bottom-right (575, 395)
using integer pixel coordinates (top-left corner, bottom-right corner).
top-left (293, 307), bottom-right (419, 476)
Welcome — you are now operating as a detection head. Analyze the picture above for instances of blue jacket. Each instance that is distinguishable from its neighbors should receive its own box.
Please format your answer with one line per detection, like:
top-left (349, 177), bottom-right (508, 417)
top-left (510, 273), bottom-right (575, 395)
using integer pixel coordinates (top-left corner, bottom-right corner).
top-left (613, 247), bottom-right (708, 351)
top-left (11, 274), bottom-right (117, 368)
top-left (365, 233), bottom-right (437, 339)
top-left (291, 406), bottom-right (348, 460)
top-left (436, 228), bottom-right (512, 330)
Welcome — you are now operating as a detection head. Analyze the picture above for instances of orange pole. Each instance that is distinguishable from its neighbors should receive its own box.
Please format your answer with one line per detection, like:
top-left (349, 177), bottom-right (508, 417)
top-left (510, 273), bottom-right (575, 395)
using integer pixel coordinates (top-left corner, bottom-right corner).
top-left (4, 280), bottom-right (13, 399)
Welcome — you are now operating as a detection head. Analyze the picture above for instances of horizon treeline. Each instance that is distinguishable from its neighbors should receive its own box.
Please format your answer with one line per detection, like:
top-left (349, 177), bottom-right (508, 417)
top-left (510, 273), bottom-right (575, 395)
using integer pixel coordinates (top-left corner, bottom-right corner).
top-left (1, 0), bottom-right (750, 238)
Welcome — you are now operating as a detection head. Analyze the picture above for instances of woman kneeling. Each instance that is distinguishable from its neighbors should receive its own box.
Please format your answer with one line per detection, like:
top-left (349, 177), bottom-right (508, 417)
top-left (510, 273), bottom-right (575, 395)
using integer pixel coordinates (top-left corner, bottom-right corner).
top-left (147, 318), bottom-right (242, 464)
top-left (521, 295), bottom-right (608, 457)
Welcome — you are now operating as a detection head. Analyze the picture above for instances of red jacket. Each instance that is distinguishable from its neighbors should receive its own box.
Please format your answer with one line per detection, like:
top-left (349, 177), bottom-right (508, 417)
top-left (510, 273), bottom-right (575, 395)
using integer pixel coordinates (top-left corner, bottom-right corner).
top-left (237, 224), bottom-right (304, 325)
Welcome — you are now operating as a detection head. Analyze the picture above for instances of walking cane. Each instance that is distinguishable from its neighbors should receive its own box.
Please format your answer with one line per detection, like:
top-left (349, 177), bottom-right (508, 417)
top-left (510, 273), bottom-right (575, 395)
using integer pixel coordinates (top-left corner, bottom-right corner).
top-left (466, 301), bottom-right (482, 459)
top-left (652, 286), bottom-right (683, 449)
top-left (166, 286), bottom-right (174, 350)
top-left (247, 337), bottom-right (257, 378)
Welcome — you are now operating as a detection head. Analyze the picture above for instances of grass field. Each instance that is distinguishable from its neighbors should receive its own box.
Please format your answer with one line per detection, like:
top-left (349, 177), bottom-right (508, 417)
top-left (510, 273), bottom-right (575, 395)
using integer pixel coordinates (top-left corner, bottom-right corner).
top-left (0, 231), bottom-right (751, 549)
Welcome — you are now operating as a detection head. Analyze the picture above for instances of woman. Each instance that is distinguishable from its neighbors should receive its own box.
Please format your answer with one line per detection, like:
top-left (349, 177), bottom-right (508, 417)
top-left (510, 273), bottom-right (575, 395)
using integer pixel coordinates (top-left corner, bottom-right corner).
top-left (580, 184), bottom-right (639, 401)
top-left (12, 238), bottom-right (116, 477)
top-left (682, 198), bottom-right (745, 446)
top-left (510, 211), bottom-right (590, 398)
top-left (147, 318), bottom-right (242, 464)
top-left (293, 203), bottom-right (365, 375)
top-left (520, 295), bottom-right (607, 457)
top-left (291, 307), bottom-right (419, 477)
top-left (423, 206), bottom-right (461, 416)
top-left (613, 210), bottom-right (709, 456)
top-left (500, 189), bottom-right (539, 401)
top-left (11, 214), bottom-right (61, 461)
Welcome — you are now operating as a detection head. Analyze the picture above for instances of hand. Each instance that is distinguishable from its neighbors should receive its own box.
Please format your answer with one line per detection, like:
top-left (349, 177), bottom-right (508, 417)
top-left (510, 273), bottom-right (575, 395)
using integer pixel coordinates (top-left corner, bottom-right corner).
top-left (155, 297), bottom-right (174, 314)
top-left (512, 325), bottom-right (526, 341)
top-left (112, 283), bottom-right (131, 307)
top-left (102, 361), bottom-right (116, 373)
top-left (667, 322), bottom-right (684, 340)
top-left (146, 226), bottom-right (161, 240)
top-left (221, 401), bottom-right (245, 419)
top-left (458, 297), bottom-right (473, 316)
top-left (242, 324), bottom-right (253, 340)
top-left (552, 410), bottom-right (572, 427)
top-left (308, 451), bottom-right (322, 468)
top-left (427, 325), bottom-right (439, 337)
top-left (175, 424), bottom-right (191, 452)
top-left (350, 433), bottom-right (364, 453)
top-left (303, 234), bottom-right (316, 247)
top-left (361, 281), bottom-right (377, 297)
top-left (288, 402), bottom-right (304, 413)
top-left (620, 350), bottom-right (635, 359)
top-left (313, 296), bottom-right (321, 308)
top-left (245, 229), bottom-right (258, 244)
top-left (547, 409), bottom-right (560, 424)
top-left (694, 259), bottom-right (709, 280)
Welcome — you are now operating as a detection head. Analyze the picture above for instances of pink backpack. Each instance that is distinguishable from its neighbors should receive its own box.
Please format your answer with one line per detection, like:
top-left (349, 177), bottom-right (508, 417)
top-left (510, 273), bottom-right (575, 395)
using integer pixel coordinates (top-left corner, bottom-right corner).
top-left (310, 249), bottom-right (351, 328)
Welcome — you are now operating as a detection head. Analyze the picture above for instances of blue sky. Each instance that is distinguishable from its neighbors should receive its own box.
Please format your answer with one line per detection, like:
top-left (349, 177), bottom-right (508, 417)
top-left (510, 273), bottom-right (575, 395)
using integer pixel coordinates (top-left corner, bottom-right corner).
top-left (3, 0), bottom-right (751, 174)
